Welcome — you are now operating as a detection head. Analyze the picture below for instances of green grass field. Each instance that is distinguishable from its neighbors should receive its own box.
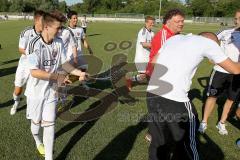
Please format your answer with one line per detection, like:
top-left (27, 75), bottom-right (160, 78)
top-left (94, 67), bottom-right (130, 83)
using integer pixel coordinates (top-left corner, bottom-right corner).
top-left (0, 20), bottom-right (240, 160)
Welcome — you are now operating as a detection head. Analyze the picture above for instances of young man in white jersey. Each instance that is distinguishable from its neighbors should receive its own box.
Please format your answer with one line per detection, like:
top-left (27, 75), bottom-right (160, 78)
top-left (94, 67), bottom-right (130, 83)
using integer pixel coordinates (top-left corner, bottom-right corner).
top-left (199, 10), bottom-right (240, 135)
top-left (10, 10), bottom-right (45, 115)
top-left (67, 10), bottom-right (93, 70)
top-left (147, 32), bottom-right (240, 160)
top-left (126, 16), bottom-right (155, 88)
top-left (25, 10), bottom-right (87, 160)
top-left (58, 26), bottom-right (78, 64)
top-left (81, 15), bottom-right (88, 34)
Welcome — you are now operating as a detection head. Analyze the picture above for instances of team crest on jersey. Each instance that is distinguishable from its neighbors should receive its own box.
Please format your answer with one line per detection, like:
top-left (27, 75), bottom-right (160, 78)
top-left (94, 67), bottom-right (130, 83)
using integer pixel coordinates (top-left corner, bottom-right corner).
top-left (209, 89), bottom-right (218, 96)
top-left (77, 32), bottom-right (80, 36)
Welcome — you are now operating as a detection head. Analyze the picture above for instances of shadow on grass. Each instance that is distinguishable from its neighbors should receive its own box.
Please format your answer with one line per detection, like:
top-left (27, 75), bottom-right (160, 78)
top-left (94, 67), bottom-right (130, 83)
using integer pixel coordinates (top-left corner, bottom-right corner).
top-left (55, 97), bottom-right (105, 160)
top-left (0, 99), bottom-right (13, 108)
top-left (92, 120), bottom-right (224, 160)
top-left (55, 88), bottom-right (136, 159)
top-left (226, 102), bottom-right (240, 130)
top-left (55, 91), bottom-right (119, 160)
top-left (55, 120), bottom-right (97, 160)
top-left (0, 58), bottom-right (19, 66)
top-left (188, 87), bottom-right (207, 120)
top-left (17, 104), bottom-right (26, 112)
top-left (55, 89), bottom-right (125, 159)
top-left (199, 133), bottom-right (224, 160)
top-left (55, 94), bottom-right (111, 139)
top-left (197, 76), bottom-right (209, 102)
top-left (0, 66), bottom-right (17, 77)
top-left (93, 121), bottom-right (147, 160)
top-left (0, 98), bottom-right (26, 109)
top-left (188, 88), bottom-right (203, 102)
top-left (87, 33), bottom-right (101, 37)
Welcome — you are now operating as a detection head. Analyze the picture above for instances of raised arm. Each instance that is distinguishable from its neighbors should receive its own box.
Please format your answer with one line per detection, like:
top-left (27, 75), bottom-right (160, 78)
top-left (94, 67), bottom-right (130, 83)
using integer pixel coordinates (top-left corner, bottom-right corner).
top-left (218, 58), bottom-right (240, 74)
top-left (141, 42), bottom-right (152, 49)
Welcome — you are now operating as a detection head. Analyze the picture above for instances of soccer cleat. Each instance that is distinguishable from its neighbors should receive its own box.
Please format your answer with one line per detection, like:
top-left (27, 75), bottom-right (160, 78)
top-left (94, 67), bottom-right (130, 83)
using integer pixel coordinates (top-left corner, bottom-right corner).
top-left (216, 122), bottom-right (228, 135)
top-left (198, 122), bottom-right (207, 134)
top-left (10, 104), bottom-right (17, 115)
top-left (145, 133), bottom-right (152, 142)
top-left (37, 144), bottom-right (45, 157)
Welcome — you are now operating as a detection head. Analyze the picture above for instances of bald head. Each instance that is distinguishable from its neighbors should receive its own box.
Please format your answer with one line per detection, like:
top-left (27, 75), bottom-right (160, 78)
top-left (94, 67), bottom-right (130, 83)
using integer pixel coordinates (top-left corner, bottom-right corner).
top-left (198, 32), bottom-right (220, 45)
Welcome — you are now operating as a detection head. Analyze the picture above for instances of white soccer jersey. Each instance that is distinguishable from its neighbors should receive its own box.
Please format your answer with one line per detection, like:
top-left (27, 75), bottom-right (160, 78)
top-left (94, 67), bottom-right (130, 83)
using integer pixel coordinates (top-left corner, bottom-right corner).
top-left (68, 26), bottom-right (85, 55)
top-left (58, 27), bottom-right (77, 59)
top-left (25, 35), bottom-right (67, 100)
top-left (81, 19), bottom-right (87, 28)
top-left (147, 34), bottom-right (227, 102)
top-left (134, 27), bottom-right (154, 72)
top-left (18, 26), bottom-right (40, 65)
top-left (214, 28), bottom-right (240, 73)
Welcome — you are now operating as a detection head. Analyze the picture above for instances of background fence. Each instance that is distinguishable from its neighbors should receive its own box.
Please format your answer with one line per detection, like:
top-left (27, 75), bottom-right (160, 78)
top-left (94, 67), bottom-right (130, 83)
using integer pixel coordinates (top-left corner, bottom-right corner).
top-left (0, 12), bottom-right (235, 25)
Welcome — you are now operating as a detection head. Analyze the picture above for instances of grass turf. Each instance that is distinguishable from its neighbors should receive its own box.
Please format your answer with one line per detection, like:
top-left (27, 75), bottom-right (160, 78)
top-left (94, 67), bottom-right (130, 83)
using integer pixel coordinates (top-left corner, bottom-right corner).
top-left (0, 20), bottom-right (240, 160)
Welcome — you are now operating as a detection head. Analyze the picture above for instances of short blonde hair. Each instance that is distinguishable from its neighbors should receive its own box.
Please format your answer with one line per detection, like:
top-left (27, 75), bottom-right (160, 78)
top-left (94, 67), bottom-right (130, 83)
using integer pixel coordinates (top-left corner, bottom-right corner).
top-left (145, 16), bottom-right (155, 22)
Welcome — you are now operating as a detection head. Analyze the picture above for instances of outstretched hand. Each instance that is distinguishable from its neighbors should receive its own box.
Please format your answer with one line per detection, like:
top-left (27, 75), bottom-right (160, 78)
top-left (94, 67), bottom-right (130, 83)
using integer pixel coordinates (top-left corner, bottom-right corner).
top-left (57, 74), bottom-right (72, 86)
top-left (78, 72), bottom-right (89, 81)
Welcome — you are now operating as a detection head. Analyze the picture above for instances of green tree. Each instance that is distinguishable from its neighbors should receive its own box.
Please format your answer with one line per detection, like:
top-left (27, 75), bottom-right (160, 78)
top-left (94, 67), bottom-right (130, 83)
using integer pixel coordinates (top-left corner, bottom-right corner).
top-left (9, 0), bottom-right (24, 12)
top-left (58, 1), bottom-right (67, 13)
top-left (215, 0), bottom-right (240, 17)
top-left (190, 0), bottom-right (214, 16)
top-left (22, 1), bottom-right (35, 12)
top-left (38, 0), bottom-right (59, 11)
top-left (0, 0), bottom-right (11, 12)
top-left (69, 3), bottom-right (87, 14)
top-left (82, 0), bottom-right (101, 14)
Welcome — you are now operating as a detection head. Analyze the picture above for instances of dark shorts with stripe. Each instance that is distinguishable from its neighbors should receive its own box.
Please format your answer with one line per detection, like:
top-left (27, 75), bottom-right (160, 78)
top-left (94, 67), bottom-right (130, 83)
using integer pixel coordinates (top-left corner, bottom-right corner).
top-left (147, 93), bottom-right (200, 160)
top-left (207, 70), bottom-right (240, 101)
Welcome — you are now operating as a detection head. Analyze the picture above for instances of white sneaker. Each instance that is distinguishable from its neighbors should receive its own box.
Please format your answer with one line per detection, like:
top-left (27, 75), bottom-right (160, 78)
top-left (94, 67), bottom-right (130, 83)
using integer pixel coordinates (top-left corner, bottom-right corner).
top-left (10, 105), bottom-right (17, 115)
top-left (198, 122), bottom-right (207, 134)
top-left (216, 122), bottom-right (228, 135)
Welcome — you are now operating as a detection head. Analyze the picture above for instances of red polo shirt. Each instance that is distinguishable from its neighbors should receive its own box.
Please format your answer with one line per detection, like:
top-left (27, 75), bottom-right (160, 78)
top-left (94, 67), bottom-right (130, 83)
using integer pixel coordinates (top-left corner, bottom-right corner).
top-left (146, 25), bottom-right (174, 76)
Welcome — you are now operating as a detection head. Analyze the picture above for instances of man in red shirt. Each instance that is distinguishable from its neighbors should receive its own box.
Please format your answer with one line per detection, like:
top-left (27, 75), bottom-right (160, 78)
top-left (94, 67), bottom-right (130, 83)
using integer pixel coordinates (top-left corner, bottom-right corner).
top-left (126, 9), bottom-right (185, 90)
top-left (127, 9), bottom-right (185, 90)
top-left (146, 9), bottom-right (185, 76)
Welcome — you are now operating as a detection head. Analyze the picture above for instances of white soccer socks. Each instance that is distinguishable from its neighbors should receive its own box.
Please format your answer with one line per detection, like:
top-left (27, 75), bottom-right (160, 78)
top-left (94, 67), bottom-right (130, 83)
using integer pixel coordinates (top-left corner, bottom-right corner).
top-left (131, 75), bottom-right (142, 82)
top-left (43, 124), bottom-right (55, 160)
top-left (10, 93), bottom-right (20, 115)
top-left (31, 122), bottom-right (42, 148)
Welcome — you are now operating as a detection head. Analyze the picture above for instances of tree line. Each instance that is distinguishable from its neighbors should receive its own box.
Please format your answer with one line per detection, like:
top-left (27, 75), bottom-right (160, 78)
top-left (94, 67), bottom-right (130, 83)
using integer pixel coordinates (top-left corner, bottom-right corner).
top-left (0, 0), bottom-right (240, 17)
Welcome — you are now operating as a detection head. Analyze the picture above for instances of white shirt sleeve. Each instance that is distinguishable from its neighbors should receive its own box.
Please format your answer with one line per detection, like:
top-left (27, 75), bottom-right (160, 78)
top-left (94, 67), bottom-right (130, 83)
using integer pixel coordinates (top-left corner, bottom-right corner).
top-left (203, 39), bottom-right (228, 64)
top-left (18, 33), bottom-right (28, 49)
top-left (216, 29), bottom-right (227, 41)
top-left (68, 30), bottom-right (77, 47)
top-left (60, 43), bottom-right (68, 65)
top-left (138, 29), bottom-right (147, 43)
top-left (27, 48), bottom-right (40, 70)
